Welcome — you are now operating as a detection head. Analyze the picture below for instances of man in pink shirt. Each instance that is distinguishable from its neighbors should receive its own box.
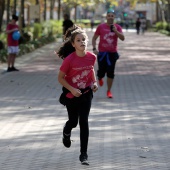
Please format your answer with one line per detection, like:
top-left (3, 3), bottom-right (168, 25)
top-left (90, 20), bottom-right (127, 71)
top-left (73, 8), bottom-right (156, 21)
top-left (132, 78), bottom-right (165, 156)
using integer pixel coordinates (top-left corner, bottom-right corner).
top-left (92, 9), bottom-right (125, 98)
top-left (6, 14), bottom-right (19, 72)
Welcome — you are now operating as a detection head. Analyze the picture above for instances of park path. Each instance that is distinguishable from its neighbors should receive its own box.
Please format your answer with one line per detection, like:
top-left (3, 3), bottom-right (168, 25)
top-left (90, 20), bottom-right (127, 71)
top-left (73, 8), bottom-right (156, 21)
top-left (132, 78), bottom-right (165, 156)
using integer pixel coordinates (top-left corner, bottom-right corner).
top-left (0, 29), bottom-right (170, 170)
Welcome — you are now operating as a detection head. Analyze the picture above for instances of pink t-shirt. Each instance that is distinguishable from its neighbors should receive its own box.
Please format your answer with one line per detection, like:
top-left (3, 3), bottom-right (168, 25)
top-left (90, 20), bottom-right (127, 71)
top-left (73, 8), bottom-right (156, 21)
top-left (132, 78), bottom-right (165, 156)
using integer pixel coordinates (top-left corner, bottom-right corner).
top-left (60, 51), bottom-right (96, 89)
top-left (6, 23), bottom-right (19, 46)
top-left (95, 23), bottom-right (123, 52)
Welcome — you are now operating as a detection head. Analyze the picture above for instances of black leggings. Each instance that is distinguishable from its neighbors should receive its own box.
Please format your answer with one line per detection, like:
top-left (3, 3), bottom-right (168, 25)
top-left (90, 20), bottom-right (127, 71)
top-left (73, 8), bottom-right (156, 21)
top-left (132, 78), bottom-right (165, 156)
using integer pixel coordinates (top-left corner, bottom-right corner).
top-left (64, 90), bottom-right (93, 153)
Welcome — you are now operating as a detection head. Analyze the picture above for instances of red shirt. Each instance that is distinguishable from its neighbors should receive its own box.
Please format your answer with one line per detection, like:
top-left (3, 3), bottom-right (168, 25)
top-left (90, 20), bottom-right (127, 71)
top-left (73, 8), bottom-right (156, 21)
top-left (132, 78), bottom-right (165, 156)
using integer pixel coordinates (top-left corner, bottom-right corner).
top-left (60, 51), bottom-right (96, 89)
top-left (6, 23), bottom-right (19, 46)
top-left (95, 23), bottom-right (123, 52)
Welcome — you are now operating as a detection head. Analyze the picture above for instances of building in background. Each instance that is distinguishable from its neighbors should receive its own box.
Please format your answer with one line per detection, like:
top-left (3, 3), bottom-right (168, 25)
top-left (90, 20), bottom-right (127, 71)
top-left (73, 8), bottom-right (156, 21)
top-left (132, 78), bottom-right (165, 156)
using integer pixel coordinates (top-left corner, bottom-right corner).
top-left (135, 2), bottom-right (156, 25)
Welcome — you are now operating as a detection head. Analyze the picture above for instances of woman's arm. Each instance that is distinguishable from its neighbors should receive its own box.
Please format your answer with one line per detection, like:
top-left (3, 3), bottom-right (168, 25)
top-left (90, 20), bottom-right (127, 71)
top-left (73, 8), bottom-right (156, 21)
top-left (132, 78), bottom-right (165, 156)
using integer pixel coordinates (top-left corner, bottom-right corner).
top-left (58, 70), bottom-right (82, 97)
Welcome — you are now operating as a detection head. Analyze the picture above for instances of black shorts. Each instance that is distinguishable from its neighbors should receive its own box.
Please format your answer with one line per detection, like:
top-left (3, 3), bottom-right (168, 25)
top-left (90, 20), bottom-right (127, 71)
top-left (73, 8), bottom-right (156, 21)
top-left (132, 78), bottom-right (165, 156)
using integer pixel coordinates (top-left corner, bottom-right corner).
top-left (97, 52), bottom-right (119, 79)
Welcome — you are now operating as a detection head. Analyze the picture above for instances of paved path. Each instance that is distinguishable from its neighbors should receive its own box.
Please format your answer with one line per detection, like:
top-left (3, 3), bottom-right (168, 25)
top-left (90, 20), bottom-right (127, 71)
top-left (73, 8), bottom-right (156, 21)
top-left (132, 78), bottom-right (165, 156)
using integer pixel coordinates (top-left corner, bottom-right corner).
top-left (0, 29), bottom-right (170, 170)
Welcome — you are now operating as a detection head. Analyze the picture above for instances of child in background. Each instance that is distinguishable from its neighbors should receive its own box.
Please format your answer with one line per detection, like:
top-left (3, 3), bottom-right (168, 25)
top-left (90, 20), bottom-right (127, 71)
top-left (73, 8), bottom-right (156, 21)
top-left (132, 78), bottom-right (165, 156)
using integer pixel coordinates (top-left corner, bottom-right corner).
top-left (6, 14), bottom-right (19, 72)
top-left (57, 25), bottom-right (98, 165)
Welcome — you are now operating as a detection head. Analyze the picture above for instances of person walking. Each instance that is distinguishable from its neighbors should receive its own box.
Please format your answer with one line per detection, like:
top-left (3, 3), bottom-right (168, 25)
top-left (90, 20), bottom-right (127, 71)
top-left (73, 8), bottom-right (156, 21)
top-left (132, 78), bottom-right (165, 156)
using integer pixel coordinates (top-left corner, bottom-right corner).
top-left (6, 14), bottom-right (20, 72)
top-left (136, 18), bottom-right (141, 35)
top-left (140, 17), bottom-right (146, 34)
top-left (92, 9), bottom-right (125, 98)
top-left (62, 14), bottom-right (74, 40)
top-left (125, 19), bottom-right (129, 32)
top-left (57, 25), bottom-right (98, 165)
top-left (90, 17), bottom-right (94, 31)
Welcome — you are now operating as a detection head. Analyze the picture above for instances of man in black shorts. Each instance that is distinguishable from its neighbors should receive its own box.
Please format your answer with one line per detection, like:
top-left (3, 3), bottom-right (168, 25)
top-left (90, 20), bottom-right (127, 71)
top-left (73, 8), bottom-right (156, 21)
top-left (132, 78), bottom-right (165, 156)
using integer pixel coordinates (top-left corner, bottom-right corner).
top-left (92, 9), bottom-right (125, 98)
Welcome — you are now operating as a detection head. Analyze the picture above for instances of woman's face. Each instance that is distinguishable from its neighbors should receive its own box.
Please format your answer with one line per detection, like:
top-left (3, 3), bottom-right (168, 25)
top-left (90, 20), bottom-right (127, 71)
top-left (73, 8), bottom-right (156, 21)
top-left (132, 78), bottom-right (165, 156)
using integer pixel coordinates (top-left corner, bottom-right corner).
top-left (72, 33), bottom-right (87, 51)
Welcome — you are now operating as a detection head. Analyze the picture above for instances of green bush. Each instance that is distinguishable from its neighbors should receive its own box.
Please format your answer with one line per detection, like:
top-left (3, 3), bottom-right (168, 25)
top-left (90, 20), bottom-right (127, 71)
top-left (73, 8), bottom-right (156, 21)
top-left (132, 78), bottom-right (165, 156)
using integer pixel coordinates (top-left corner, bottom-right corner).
top-left (42, 20), bottom-right (62, 37)
top-left (0, 40), bottom-right (4, 50)
top-left (0, 32), bottom-right (7, 48)
top-left (159, 29), bottom-right (170, 36)
top-left (165, 23), bottom-right (170, 31)
top-left (155, 21), bottom-right (170, 36)
top-left (155, 22), bottom-right (168, 31)
top-left (33, 23), bottom-right (42, 39)
top-left (76, 19), bottom-right (101, 27)
top-left (163, 22), bottom-right (168, 30)
top-left (0, 49), bottom-right (7, 62)
top-left (155, 22), bottom-right (163, 30)
top-left (18, 43), bottom-right (35, 56)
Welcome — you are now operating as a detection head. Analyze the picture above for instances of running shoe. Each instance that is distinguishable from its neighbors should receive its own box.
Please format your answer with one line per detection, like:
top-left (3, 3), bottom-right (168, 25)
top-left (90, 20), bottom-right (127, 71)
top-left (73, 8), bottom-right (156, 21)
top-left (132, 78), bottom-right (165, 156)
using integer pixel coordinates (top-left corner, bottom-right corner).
top-left (62, 125), bottom-right (71, 148)
top-left (98, 78), bottom-right (104, 86)
top-left (79, 152), bottom-right (89, 165)
top-left (107, 90), bottom-right (113, 98)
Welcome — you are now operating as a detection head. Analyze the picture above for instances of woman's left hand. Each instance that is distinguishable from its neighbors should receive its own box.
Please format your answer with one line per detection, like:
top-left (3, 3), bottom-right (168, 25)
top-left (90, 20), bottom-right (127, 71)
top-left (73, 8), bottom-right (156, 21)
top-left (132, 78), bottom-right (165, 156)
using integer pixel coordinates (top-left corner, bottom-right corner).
top-left (91, 82), bottom-right (98, 92)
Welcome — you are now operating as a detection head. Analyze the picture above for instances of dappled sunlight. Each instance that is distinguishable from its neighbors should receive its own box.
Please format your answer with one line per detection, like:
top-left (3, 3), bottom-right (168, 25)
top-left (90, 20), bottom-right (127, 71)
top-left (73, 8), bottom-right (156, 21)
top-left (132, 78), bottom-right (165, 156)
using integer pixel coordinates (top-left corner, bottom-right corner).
top-left (0, 31), bottom-right (170, 169)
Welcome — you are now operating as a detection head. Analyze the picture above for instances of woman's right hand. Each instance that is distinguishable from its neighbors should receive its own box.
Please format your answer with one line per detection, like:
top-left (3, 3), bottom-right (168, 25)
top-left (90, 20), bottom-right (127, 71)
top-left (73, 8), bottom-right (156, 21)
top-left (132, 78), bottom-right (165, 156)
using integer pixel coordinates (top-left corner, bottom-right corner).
top-left (71, 88), bottom-right (82, 97)
top-left (91, 82), bottom-right (98, 92)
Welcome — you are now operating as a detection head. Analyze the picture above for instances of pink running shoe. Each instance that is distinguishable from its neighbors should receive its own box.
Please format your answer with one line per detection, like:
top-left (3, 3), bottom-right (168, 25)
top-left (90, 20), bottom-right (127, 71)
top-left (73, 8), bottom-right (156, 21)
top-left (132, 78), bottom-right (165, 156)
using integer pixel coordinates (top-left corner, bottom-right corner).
top-left (98, 79), bottom-right (104, 86)
top-left (107, 91), bottom-right (113, 98)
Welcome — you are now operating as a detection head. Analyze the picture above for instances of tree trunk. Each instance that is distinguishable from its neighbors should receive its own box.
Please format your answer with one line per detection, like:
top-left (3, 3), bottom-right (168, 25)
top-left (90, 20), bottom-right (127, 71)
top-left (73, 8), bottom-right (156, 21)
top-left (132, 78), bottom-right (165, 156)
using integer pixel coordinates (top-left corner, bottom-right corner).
top-left (58, 0), bottom-right (61, 20)
top-left (156, 1), bottom-right (159, 22)
top-left (19, 0), bottom-right (25, 32)
top-left (161, 10), bottom-right (166, 22)
top-left (0, 0), bottom-right (5, 32)
top-left (44, 0), bottom-right (47, 21)
top-left (168, 1), bottom-right (170, 24)
top-left (50, 0), bottom-right (55, 20)
top-left (7, 0), bottom-right (10, 24)
top-left (13, 0), bottom-right (17, 15)
top-left (35, 0), bottom-right (40, 22)
top-left (50, 0), bottom-right (53, 19)
top-left (74, 5), bottom-right (77, 22)
top-left (36, 0), bottom-right (39, 5)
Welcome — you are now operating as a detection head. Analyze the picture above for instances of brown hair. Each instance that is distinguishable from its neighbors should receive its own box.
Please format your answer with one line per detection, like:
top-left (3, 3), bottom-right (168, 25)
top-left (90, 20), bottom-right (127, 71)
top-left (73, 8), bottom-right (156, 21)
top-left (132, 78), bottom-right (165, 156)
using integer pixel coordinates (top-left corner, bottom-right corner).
top-left (57, 25), bottom-right (88, 59)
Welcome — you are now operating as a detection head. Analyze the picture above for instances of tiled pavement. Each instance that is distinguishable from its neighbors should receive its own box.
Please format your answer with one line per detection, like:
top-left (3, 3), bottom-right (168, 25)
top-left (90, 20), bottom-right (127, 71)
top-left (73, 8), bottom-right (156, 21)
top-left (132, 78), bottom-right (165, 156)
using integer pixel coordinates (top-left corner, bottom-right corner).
top-left (0, 29), bottom-right (170, 170)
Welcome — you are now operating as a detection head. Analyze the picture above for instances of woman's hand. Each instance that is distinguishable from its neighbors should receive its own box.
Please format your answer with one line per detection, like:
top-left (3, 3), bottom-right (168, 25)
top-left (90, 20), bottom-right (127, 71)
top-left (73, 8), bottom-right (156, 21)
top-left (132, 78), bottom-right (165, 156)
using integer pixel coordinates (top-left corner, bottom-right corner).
top-left (91, 82), bottom-right (98, 92)
top-left (71, 88), bottom-right (82, 97)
